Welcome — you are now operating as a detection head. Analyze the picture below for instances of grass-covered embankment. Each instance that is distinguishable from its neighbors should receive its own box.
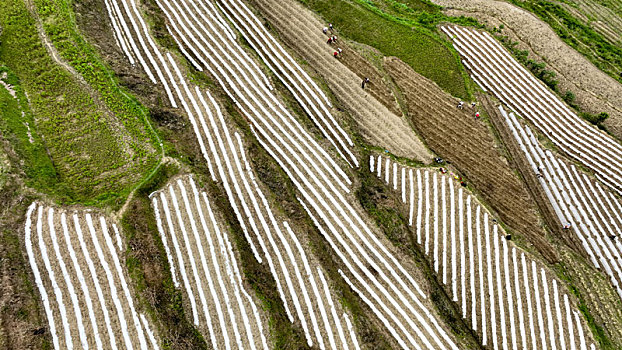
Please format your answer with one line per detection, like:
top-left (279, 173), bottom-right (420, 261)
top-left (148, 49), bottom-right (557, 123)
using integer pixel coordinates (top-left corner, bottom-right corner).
top-left (508, 0), bottom-right (622, 84)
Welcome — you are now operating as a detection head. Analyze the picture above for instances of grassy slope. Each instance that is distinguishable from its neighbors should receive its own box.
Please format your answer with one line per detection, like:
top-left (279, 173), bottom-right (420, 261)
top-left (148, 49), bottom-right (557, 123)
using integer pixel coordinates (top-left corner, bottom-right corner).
top-left (0, 0), bottom-right (159, 207)
top-left (298, 0), bottom-right (475, 99)
top-left (0, 67), bottom-right (58, 191)
top-left (509, 0), bottom-right (622, 84)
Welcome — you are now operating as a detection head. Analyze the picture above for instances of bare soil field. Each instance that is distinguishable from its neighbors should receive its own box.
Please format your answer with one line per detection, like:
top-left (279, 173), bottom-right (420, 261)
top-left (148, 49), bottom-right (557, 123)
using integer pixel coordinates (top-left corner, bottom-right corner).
top-left (433, 0), bottom-right (622, 140)
top-left (24, 203), bottom-right (160, 349)
top-left (0, 186), bottom-right (48, 350)
top-left (384, 56), bottom-right (556, 262)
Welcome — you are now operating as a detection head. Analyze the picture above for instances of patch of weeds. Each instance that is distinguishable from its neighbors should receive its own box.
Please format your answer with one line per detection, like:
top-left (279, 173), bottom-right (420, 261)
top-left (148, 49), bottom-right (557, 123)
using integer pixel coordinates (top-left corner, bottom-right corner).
top-left (0, 0), bottom-right (159, 207)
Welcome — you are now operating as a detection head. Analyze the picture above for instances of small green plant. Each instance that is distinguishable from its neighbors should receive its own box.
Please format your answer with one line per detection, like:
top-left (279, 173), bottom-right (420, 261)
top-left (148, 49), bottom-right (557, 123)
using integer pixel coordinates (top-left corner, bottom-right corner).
top-left (563, 90), bottom-right (576, 105)
top-left (580, 111), bottom-right (609, 125)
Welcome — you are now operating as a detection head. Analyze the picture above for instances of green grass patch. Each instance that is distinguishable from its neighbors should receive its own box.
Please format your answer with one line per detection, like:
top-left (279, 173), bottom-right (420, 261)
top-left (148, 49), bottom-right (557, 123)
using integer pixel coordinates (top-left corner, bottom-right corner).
top-left (298, 0), bottom-right (476, 99)
top-left (0, 66), bottom-right (58, 190)
top-left (0, 0), bottom-right (159, 207)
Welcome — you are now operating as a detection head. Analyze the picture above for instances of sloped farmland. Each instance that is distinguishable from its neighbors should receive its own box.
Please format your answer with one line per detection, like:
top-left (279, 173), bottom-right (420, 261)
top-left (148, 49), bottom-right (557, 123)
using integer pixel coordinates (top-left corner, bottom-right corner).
top-left (98, 0), bottom-right (470, 347)
top-left (369, 155), bottom-right (596, 349)
top-left (102, 0), bottom-right (363, 347)
top-left (502, 107), bottom-right (622, 301)
top-left (443, 25), bottom-right (622, 196)
top-left (151, 175), bottom-right (269, 349)
top-left (24, 203), bottom-right (160, 350)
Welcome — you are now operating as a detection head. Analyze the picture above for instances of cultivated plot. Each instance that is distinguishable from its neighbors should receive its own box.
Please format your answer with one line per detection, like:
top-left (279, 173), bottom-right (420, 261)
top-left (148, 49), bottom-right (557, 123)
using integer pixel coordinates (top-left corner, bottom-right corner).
top-left (369, 155), bottom-right (596, 349)
top-left (502, 107), bottom-right (622, 301)
top-left (24, 203), bottom-right (160, 350)
top-left (151, 175), bottom-right (269, 350)
top-left (103, 0), bottom-right (462, 347)
top-left (103, 0), bottom-right (361, 346)
top-left (443, 25), bottom-right (622, 195)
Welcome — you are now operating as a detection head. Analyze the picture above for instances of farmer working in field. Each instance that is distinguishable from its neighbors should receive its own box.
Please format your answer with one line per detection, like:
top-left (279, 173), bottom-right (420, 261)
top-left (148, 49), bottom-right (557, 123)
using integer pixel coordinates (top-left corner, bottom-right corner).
top-left (361, 77), bottom-right (370, 89)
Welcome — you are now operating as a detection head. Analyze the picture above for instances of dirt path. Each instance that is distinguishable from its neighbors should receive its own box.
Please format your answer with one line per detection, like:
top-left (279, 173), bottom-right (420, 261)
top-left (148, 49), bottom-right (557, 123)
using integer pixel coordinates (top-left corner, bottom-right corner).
top-left (432, 0), bottom-right (622, 140)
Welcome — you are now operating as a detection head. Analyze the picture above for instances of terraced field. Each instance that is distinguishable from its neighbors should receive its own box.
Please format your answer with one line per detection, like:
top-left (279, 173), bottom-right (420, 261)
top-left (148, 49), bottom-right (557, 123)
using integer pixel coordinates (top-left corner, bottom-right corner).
top-left (502, 107), bottom-right (622, 300)
top-left (8, 0), bottom-right (622, 348)
top-left (151, 176), bottom-right (269, 349)
top-left (24, 203), bottom-right (159, 349)
top-left (444, 26), bottom-right (622, 196)
top-left (369, 155), bottom-right (596, 349)
top-left (100, 0), bottom-right (469, 347)
top-left (560, 0), bottom-right (622, 44)
top-left (246, 0), bottom-right (434, 161)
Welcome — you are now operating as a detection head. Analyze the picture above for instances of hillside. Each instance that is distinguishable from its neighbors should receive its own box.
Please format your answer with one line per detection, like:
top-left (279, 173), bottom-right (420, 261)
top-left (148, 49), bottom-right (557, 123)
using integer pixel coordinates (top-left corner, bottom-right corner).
top-left (1, 0), bottom-right (621, 349)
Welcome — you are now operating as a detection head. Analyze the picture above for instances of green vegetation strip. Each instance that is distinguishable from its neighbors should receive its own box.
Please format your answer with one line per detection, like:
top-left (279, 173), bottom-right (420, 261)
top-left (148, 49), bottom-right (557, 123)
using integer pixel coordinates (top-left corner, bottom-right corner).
top-left (0, 0), bottom-right (159, 206)
top-left (298, 0), bottom-right (477, 99)
top-left (0, 67), bottom-right (58, 191)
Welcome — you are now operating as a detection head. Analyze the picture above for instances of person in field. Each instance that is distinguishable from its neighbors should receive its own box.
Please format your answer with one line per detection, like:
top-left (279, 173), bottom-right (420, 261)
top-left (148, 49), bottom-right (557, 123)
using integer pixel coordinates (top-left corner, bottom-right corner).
top-left (327, 37), bottom-right (333, 44)
top-left (475, 111), bottom-right (480, 119)
top-left (457, 101), bottom-right (464, 109)
top-left (361, 77), bottom-right (370, 89)
top-left (333, 51), bottom-right (339, 58)
top-left (323, 27), bottom-right (328, 34)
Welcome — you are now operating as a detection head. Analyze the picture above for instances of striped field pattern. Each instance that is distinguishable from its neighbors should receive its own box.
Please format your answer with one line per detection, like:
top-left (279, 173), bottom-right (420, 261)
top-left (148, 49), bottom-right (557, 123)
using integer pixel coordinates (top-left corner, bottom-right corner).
top-left (25, 203), bottom-right (160, 350)
top-left (369, 155), bottom-right (596, 349)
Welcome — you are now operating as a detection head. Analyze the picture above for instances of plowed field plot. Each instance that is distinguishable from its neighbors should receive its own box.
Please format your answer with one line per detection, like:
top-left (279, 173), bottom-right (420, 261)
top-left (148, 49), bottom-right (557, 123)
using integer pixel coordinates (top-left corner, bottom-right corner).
top-left (443, 25), bottom-right (622, 195)
top-left (384, 56), bottom-right (552, 258)
top-left (151, 175), bottom-right (269, 349)
top-left (369, 155), bottom-right (596, 349)
top-left (246, 0), bottom-right (433, 162)
top-left (103, 1), bottom-right (363, 347)
top-left (502, 106), bottom-right (622, 301)
top-left (24, 203), bottom-right (160, 350)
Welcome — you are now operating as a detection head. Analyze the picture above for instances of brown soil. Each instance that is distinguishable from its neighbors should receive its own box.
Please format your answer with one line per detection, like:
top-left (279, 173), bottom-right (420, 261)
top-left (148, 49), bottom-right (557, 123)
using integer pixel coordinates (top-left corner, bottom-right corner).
top-left (433, 0), bottom-right (622, 141)
top-left (337, 43), bottom-right (403, 117)
top-left (384, 56), bottom-right (557, 263)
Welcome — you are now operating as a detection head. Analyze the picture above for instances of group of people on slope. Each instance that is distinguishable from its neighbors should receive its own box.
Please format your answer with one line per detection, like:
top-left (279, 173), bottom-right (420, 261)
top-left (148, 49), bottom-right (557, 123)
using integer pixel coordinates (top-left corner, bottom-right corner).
top-left (322, 23), bottom-right (372, 90)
